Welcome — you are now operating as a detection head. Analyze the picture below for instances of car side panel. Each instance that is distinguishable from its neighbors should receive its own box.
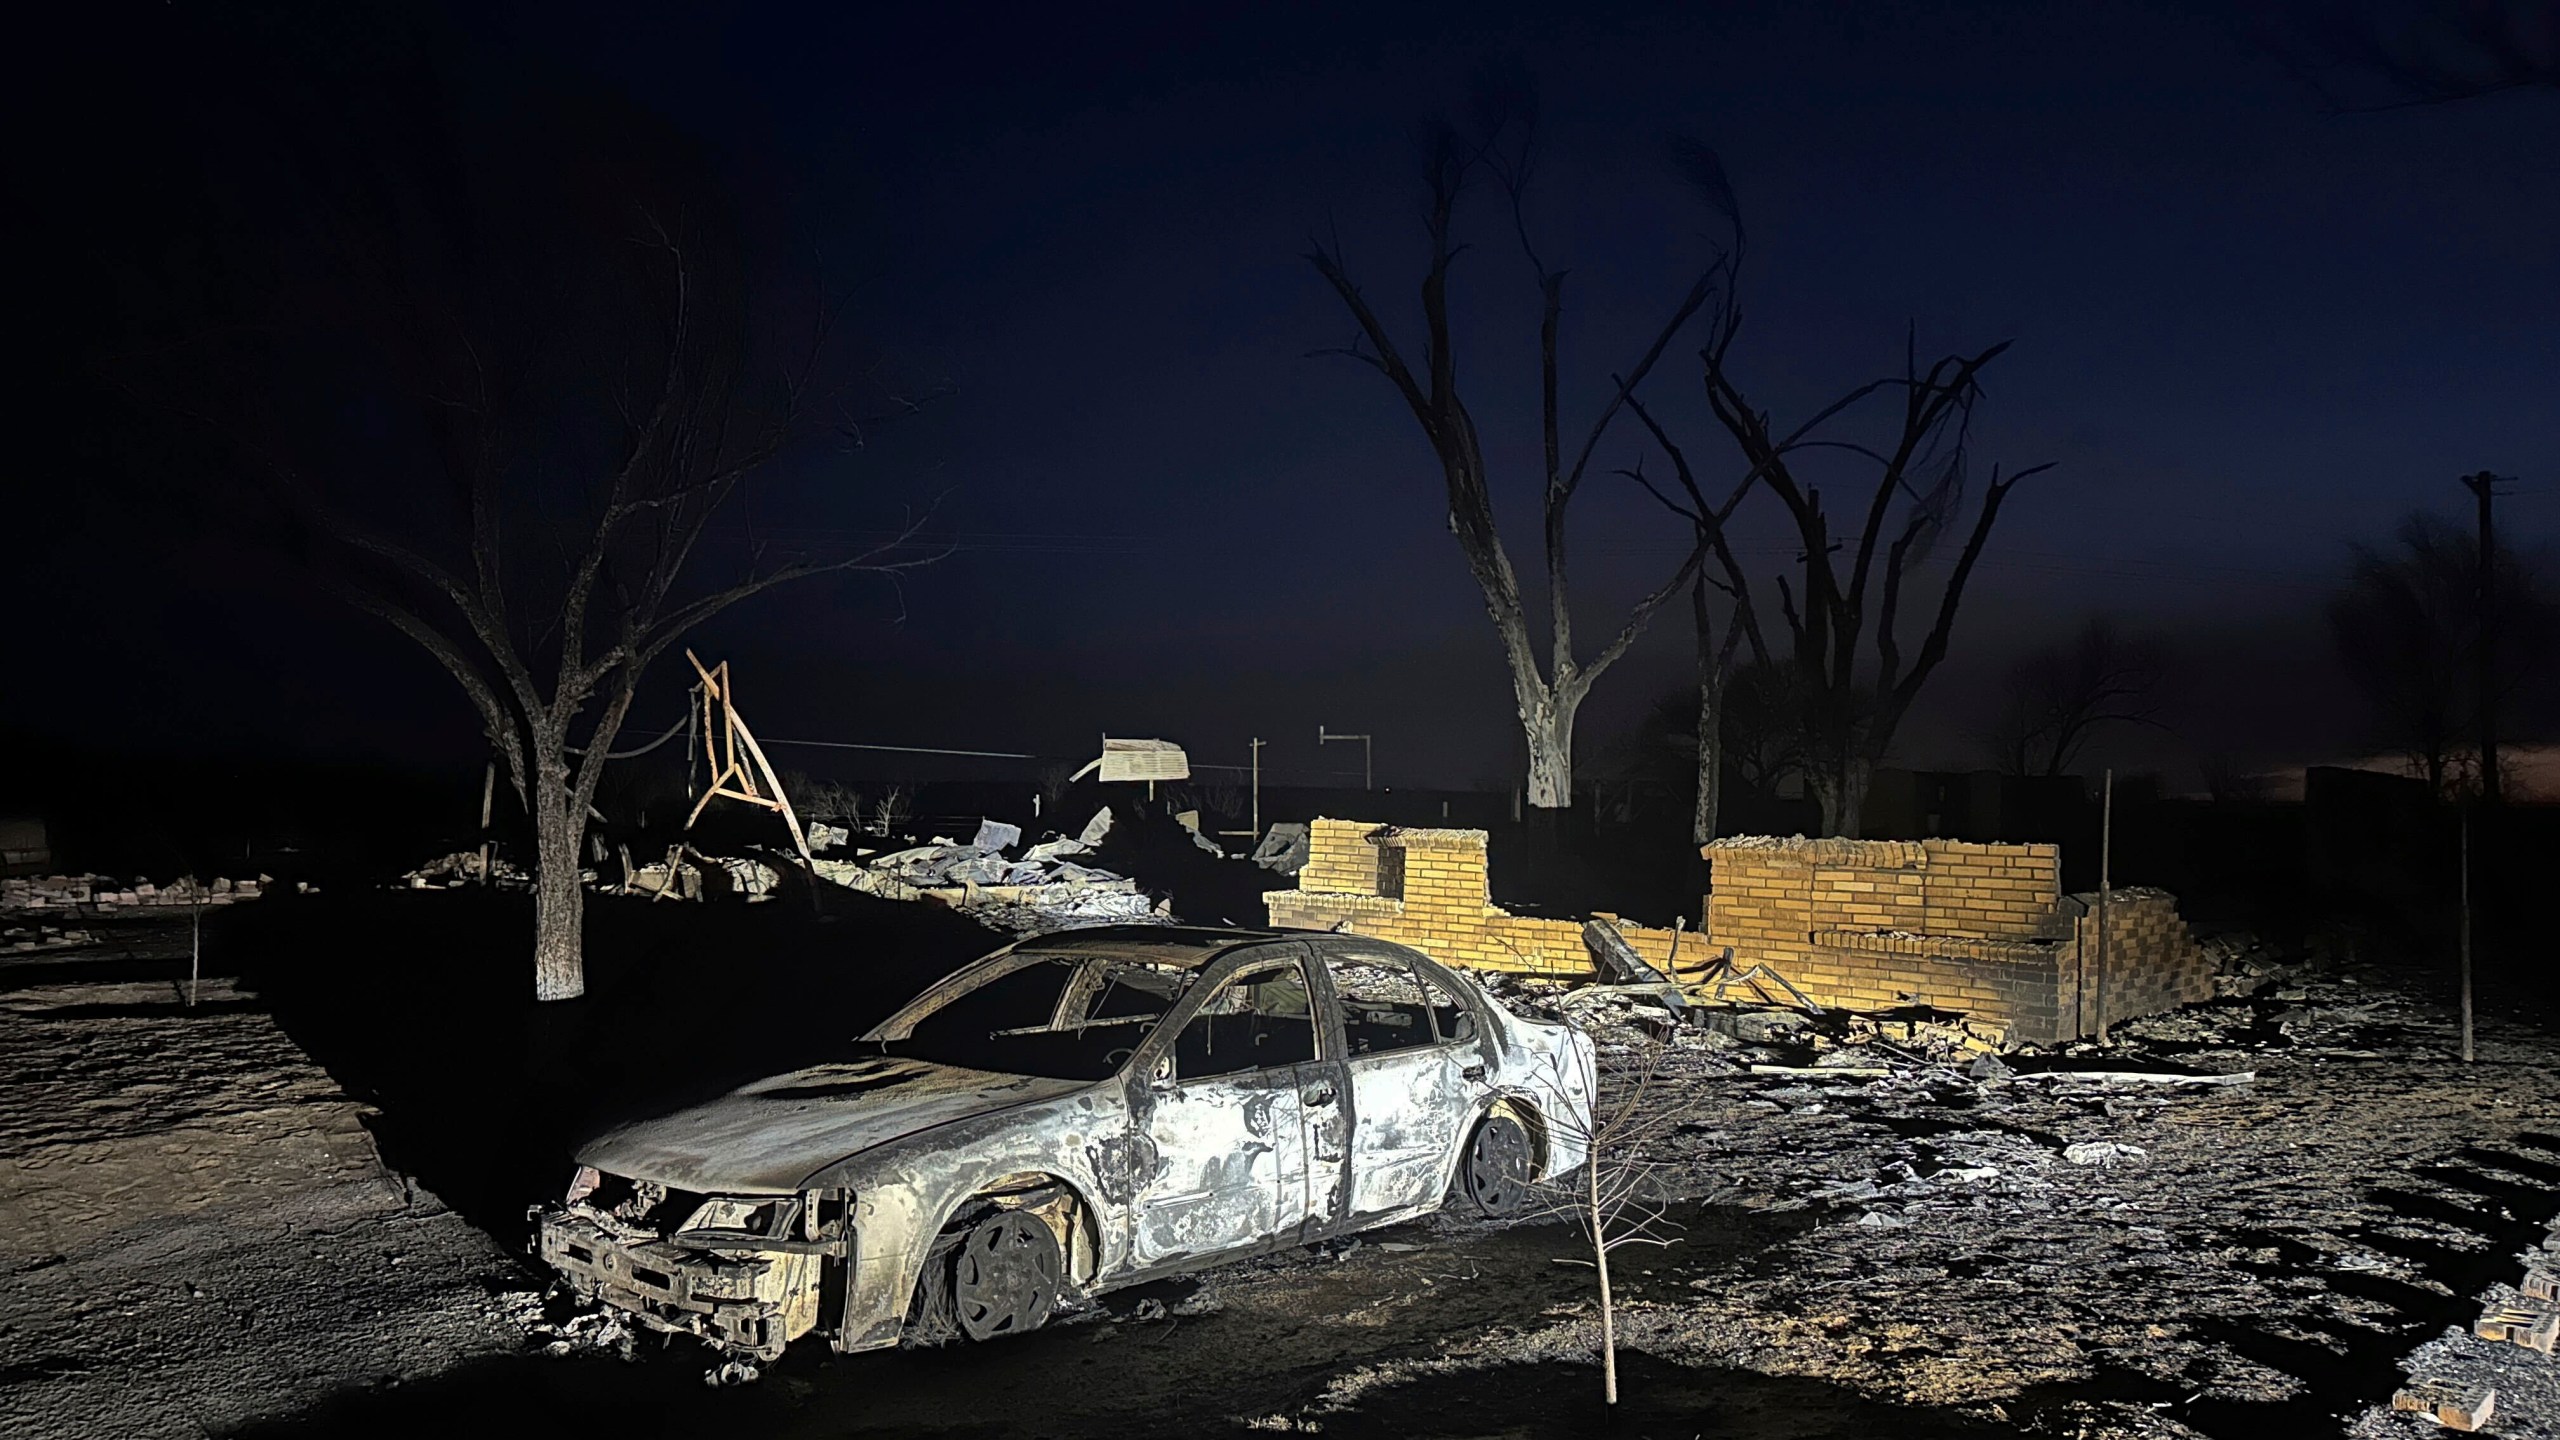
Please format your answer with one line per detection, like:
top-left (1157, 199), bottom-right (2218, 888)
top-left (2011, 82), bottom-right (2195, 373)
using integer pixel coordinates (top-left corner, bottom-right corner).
top-left (1343, 1045), bottom-right (1468, 1216)
top-left (1128, 1066), bottom-right (1299, 1266)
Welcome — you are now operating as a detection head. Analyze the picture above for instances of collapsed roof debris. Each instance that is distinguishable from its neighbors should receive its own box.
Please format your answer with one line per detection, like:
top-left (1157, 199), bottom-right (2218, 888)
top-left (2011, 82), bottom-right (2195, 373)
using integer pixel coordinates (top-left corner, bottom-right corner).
top-left (812, 813), bottom-right (1167, 932)
top-left (405, 852), bottom-right (528, 890)
top-left (1078, 806), bottom-right (1114, 847)
top-left (624, 854), bottom-right (699, 902)
top-left (4, 873), bottom-right (271, 910)
top-left (1251, 821), bottom-right (1310, 875)
top-left (1174, 810), bottom-right (1226, 857)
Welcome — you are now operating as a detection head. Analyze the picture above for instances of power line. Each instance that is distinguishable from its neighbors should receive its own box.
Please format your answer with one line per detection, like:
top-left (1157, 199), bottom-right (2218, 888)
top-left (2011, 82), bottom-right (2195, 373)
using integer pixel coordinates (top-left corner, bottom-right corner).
top-left (758, 737), bottom-right (1040, 760)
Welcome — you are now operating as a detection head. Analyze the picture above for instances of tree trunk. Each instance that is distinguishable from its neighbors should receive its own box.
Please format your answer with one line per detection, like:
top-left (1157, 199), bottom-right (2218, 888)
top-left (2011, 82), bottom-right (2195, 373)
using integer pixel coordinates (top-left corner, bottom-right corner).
top-left (531, 761), bottom-right (587, 1002)
top-left (1811, 757), bottom-right (1872, 839)
top-left (1693, 670), bottom-right (1723, 847)
top-left (1520, 686), bottom-right (1579, 810)
top-left (1590, 1155), bottom-right (1617, 1405)
top-left (1690, 572), bottom-right (1725, 847)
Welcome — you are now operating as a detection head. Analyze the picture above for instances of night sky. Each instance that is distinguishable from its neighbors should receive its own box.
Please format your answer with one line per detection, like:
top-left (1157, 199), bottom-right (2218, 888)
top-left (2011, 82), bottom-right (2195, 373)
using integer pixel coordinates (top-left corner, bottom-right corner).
top-left (12, 0), bottom-right (2557, 792)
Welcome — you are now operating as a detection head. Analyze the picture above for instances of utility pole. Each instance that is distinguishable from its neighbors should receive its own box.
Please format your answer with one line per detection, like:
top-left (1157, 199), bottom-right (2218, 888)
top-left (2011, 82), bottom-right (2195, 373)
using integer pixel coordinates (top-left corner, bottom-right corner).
top-left (1249, 737), bottom-right (1265, 838)
top-left (2461, 471), bottom-right (2504, 806)
top-left (2095, 767), bottom-right (2114, 1045)
top-left (1320, 726), bottom-right (1372, 791)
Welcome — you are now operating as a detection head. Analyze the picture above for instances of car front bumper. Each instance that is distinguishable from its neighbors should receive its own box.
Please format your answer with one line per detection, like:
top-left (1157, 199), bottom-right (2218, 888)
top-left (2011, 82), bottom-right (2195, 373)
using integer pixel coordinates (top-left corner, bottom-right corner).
top-left (537, 1210), bottom-right (816, 1359)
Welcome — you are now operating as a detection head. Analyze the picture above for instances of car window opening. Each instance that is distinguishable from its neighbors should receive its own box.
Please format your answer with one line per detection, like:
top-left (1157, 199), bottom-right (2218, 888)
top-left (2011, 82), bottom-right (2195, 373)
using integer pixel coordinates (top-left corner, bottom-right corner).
top-left (884, 955), bottom-right (1200, 1080)
top-left (1173, 962), bottom-right (1317, 1079)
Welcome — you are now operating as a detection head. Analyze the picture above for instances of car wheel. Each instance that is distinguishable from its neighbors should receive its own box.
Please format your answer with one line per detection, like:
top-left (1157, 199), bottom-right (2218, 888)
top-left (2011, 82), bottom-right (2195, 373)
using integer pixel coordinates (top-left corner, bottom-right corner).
top-left (951, 1211), bottom-right (1062, 1342)
top-left (1460, 1113), bottom-right (1533, 1218)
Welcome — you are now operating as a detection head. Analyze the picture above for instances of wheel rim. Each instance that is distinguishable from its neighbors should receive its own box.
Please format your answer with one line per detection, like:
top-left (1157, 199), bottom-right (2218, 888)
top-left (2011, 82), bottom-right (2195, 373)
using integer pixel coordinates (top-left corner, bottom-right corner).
top-left (952, 1212), bottom-right (1061, 1341)
top-left (1465, 1115), bottom-right (1531, 1216)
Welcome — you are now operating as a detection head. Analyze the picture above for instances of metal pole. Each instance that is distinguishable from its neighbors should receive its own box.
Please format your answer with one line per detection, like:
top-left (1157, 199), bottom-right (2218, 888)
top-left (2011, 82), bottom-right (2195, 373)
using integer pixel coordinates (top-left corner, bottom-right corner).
top-left (2463, 472), bottom-right (2502, 806)
top-left (478, 759), bottom-right (497, 886)
top-left (2096, 768), bottom-right (2113, 1044)
top-left (1320, 727), bottom-right (1373, 791)
top-left (1250, 738), bottom-right (1264, 837)
top-left (2460, 806), bottom-right (2474, 1063)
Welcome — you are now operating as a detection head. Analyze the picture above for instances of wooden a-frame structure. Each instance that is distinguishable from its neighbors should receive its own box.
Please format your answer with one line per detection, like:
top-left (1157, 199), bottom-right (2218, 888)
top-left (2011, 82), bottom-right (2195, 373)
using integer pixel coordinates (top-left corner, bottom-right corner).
top-left (681, 649), bottom-right (814, 865)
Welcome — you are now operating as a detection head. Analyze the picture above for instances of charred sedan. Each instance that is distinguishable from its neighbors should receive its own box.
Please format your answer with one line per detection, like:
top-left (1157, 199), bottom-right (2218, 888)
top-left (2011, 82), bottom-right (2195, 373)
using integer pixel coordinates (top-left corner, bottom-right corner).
top-left (536, 925), bottom-right (1595, 1360)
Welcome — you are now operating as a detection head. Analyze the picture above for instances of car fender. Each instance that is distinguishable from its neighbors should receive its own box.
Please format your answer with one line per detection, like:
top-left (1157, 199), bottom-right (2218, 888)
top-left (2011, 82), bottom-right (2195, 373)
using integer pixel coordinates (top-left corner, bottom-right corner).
top-left (810, 1081), bottom-right (1131, 1351)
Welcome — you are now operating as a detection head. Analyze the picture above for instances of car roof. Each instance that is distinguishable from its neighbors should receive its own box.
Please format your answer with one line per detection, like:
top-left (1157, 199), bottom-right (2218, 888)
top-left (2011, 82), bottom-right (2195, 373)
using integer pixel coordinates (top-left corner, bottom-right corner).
top-left (1007, 923), bottom-right (1293, 970)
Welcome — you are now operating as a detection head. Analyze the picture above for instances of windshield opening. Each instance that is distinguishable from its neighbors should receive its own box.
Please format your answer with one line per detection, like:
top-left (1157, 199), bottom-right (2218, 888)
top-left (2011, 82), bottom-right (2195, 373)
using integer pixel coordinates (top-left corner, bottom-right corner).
top-left (883, 953), bottom-right (1200, 1080)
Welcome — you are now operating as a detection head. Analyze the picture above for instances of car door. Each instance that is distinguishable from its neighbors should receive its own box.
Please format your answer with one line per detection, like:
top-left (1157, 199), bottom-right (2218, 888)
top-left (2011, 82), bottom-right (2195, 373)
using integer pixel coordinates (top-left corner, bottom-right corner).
top-left (1125, 948), bottom-right (1321, 1268)
top-left (1319, 940), bottom-right (1471, 1220)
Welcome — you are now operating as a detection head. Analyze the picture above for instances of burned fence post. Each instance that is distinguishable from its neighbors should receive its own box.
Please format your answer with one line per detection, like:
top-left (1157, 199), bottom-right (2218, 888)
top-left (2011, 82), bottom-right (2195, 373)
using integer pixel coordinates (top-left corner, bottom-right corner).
top-left (2460, 804), bottom-right (2474, 1064)
top-left (2096, 767), bottom-right (2113, 1044)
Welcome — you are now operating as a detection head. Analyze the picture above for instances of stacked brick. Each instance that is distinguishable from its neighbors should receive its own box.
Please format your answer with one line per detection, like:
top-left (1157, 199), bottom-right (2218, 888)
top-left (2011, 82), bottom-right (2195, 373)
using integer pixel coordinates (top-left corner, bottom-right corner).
top-left (2059, 890), bottom-right (2205, 1036)
top-left (1705, 837), bottom-right (2211, 1045)
top-left (1268, 823), bottom-right (2215, 1047)
top-left (1266, 821), bottom-right (1694, 977)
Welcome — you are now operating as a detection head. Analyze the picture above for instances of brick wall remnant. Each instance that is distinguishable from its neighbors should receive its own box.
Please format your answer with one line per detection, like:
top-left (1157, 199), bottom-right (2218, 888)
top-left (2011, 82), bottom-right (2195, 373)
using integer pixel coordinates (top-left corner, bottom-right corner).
top-left (1702, 835), bottom-right (2212, 1045)
top-left (1265, 821), bottom-right (1693, 978)
top-left (1265, 822), bottom-right (2215, 1047)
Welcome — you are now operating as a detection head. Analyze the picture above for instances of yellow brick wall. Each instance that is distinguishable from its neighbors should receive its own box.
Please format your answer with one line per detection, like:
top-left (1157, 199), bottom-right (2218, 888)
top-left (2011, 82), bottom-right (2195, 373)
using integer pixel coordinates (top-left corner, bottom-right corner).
top-left (1267, 823), bottom-right (2208, 1046)
top-left (1700, 836), bottom-right (2204, 1044)
top-left (1703, 839), bottom-right (2061, 950)
top-left (1265, 820), bottom-right (1698, 978)
top-left (1299, 818), bottom-right (1381, 895)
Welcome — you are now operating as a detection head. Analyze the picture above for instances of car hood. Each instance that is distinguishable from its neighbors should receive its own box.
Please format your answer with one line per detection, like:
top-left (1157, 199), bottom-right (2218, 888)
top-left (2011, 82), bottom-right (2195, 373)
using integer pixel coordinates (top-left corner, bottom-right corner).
top-left (575, 1056), bottom-right (1091, 1194)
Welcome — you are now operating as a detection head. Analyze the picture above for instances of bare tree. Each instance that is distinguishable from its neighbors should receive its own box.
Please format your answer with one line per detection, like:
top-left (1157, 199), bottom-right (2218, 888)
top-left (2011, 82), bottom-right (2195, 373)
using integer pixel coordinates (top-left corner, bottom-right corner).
top-left (121, 66), bottom-right (940, 1000)
top-left (1982, 616), bottom-right (2166, 777)
top-left (1627, 145), bottom-right (2048, 835)
top-left (1521, 1023), bottom-right (1710, 1405)
top-left (1307, 91), bottom-right (1710, 811)
top-left (2330, 511), bottom-right (2556, 799)
top-left (1619, 398), bottom-right (1764, 844)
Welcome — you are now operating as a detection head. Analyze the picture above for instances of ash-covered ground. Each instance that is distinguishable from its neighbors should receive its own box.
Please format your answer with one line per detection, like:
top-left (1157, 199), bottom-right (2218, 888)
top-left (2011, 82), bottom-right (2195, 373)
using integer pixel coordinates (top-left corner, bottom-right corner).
top-left (4, 896), bottom-right (2554, 1439)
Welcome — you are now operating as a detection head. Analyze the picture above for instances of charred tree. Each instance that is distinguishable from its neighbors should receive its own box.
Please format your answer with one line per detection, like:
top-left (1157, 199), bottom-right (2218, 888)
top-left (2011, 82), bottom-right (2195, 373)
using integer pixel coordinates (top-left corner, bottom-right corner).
top-left (1621, 398), bottom-right (1764, 844)
top-left (1308, 96), bottom-right (1709, 810)
top-left (1982, 616), bottom-right (2166, 778)
top-left (1607, 144), bottom-right (2047, 836)
top-left (113, 52), bottom-right (938, 1001)
top-left (2330, 509), bottom-right (2554, 800)
top-left (1698, 329), bottom-right (2045, 834)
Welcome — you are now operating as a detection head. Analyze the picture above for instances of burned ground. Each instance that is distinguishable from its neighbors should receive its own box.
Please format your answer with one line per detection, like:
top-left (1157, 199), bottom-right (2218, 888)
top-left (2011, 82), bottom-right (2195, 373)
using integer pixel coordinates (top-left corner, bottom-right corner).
top-left (5, 894), bottom-right (2557, 1439)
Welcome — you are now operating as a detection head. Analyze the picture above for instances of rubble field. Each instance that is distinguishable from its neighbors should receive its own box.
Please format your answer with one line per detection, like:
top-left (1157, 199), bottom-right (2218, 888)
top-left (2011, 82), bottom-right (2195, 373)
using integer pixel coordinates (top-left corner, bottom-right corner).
top-left (5, 899), bottom-right (2556, 1439)
top-left (1460, 964), bottom-right (2560, 1439)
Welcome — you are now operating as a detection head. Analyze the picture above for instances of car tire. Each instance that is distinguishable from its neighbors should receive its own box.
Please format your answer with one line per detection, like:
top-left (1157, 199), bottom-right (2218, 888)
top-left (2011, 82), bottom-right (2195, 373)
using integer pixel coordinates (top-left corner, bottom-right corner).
top-left (1459, 1112), bottom-right (1533, 1218)
top-left (950, 1211), bottom-right (1062, 1342)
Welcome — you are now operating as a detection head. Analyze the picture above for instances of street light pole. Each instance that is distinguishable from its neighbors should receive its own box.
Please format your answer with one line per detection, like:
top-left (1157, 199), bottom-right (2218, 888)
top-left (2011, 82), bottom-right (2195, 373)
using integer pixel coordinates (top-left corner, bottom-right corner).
top-left (1320, 726), bottom-right (1372, 791)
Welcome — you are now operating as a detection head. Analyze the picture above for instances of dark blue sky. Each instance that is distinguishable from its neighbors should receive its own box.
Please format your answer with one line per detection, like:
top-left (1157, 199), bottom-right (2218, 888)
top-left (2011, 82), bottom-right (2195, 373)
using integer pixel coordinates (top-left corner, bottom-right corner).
top-left (13, 0), bottom-right (2558, 790)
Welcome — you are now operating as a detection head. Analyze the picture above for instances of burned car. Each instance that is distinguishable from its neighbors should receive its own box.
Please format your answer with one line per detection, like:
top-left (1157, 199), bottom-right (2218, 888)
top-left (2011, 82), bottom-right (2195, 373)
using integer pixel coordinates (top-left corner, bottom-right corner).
top-left (536, 925), bottom-right (1595, 1360)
